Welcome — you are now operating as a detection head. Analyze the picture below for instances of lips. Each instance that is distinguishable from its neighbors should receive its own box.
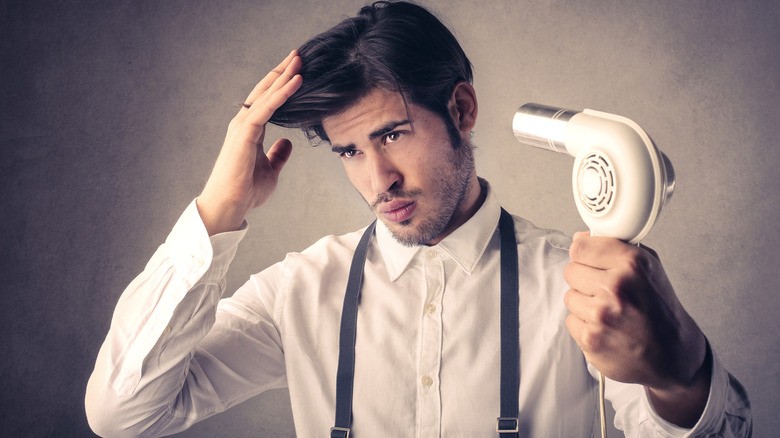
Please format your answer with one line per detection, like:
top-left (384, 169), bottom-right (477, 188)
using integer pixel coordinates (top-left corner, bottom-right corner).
top-left (379, 200), bottom-right (416, 223)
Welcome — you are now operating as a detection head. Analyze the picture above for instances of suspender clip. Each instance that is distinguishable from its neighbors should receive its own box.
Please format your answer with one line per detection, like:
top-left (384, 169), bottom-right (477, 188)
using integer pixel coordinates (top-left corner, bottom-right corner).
top-left (496, 416), bottom-right (519, 433)
top-left (330, 426), bottom-right (350, 438)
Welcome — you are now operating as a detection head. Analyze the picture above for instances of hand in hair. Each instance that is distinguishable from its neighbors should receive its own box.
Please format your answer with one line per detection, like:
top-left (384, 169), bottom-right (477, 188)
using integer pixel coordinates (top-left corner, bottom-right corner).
top-left (197, 50), bottom-right (303, 235)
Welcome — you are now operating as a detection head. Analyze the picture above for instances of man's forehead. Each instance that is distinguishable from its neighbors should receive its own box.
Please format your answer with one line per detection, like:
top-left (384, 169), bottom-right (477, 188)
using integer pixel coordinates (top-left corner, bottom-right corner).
top-left (322, 89), bottom-right (413, 142)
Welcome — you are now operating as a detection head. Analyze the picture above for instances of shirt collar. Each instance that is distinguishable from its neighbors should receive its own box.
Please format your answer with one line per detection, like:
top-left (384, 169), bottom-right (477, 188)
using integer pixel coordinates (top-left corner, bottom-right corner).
top-left (375, 178), bottom-right (501, 281)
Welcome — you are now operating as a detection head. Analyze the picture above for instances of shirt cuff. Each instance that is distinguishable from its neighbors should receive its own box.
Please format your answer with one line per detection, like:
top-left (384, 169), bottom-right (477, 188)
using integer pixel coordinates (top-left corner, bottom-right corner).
top-left (640, 342), bottom-right (726, 437)
top-left (164, 199), bottom-right (248, 284)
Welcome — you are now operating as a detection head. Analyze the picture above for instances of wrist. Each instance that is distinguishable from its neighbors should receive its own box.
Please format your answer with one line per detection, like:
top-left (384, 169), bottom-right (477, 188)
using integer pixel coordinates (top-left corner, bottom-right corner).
top-left (195, 195), bottom-right (246, 236)
top-left (647, 343), bottom-right (712, 428)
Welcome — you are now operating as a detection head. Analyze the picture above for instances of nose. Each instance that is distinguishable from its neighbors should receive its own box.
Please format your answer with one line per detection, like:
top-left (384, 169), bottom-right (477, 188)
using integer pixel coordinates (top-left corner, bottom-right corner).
top-left (367, 150), bottom-right (402, 196)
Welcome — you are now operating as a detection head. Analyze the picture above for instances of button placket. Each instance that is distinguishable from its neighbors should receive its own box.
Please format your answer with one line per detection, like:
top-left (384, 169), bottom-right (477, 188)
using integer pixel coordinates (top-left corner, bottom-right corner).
top-left (417, 249), bottom-right (444, 436)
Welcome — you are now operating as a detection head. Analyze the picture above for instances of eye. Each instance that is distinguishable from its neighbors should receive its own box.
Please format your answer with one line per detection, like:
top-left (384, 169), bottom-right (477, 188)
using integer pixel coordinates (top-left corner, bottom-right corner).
top-left (383, 131), bottom-right (401, 144)
top-left (339, 148), bottom-right (360, 159)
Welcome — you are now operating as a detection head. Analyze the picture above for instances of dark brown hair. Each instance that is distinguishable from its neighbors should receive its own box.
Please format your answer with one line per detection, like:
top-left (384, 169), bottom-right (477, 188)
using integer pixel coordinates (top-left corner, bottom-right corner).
top-left (268, 1), bottom-right (473, 144)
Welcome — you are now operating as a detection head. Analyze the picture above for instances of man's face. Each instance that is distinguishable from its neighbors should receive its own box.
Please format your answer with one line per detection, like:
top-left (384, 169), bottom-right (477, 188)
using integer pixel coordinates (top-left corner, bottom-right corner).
top-left (322, 88), bottom-right (479, 246)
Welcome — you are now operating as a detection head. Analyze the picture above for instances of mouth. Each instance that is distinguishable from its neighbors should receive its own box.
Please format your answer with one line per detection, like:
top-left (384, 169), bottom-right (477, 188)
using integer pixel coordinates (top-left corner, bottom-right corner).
top-left (378, 200), bottom-right (416, 223)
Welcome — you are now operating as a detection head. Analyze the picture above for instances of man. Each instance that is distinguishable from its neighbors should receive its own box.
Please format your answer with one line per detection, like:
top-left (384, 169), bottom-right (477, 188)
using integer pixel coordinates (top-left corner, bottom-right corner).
top-left (86, 2), bottom-right (751, 436)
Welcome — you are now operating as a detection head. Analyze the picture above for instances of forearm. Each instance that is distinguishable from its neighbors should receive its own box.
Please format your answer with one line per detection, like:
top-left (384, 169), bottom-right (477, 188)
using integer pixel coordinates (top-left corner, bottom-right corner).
top-left (85, 200), bottom-right (245, 436)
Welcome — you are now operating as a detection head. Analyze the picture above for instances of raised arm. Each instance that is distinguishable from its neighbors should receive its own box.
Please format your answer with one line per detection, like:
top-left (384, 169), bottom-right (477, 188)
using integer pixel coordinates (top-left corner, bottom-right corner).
top-left (86, 52), bottom-right (302, 437)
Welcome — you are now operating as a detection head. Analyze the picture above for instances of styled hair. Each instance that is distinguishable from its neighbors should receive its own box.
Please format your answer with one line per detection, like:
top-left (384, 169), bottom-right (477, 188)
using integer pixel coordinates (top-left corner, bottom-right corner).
top-left (268, 1), bottom-right (473, 143)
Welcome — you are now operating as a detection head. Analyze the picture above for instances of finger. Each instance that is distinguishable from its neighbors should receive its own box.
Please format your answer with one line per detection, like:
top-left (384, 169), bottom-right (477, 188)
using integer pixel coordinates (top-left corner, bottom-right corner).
top-left (563, 261), bottom-right (606, 296)
top-left (265, 54), bottom-right (302, 96)
top-left (569, 234), bottom-right (637, 270)
top-left (565, 308), bottom-right (612, 357)
top-left (266, 138), bottom-right (293, 175)
top-left (244, 50), bottom-right (300, 105)
top-left (565, 286), bottom-right (624, 330)
top-left (564, 312), bottom-right (587, 350)
top-left (565, 287), bottom-right (611, 326)
top-left (564, 288), bottom-right (592, 319)
top-left (261, 57), bottom-right (303, 111)
top-left (245, 60), bottom-right (303, 124)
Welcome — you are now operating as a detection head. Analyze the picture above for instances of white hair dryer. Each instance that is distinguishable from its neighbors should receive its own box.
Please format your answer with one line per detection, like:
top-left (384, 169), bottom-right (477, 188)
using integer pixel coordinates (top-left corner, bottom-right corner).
top-left (512, 103), bottom-right (675, 244)
top-left (513, 103), bottom-right (676, 438)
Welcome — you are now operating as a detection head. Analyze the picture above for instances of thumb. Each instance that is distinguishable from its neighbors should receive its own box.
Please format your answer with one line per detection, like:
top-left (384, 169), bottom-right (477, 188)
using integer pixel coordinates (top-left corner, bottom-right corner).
top-left (267, 138), bottom-right (293, 175)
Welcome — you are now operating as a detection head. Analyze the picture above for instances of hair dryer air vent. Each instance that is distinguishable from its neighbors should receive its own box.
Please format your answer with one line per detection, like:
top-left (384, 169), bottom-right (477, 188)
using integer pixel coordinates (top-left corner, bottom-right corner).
top-left (577, 151), bottom-right (616, 216)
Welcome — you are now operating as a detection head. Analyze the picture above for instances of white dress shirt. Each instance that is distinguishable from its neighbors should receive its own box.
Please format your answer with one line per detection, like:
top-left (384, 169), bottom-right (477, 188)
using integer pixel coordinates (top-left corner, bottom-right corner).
top-left (86, 181), bottom-right (751, 437)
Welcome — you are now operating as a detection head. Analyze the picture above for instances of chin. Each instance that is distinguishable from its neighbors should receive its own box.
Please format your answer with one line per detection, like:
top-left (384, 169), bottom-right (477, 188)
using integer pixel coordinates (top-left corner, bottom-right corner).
top-left (388, 221), bottom-right (445, 247)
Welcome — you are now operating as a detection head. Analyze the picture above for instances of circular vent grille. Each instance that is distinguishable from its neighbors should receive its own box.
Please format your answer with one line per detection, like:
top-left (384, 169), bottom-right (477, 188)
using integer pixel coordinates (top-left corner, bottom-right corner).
top-left (577, 152), bottom-right (616, 216)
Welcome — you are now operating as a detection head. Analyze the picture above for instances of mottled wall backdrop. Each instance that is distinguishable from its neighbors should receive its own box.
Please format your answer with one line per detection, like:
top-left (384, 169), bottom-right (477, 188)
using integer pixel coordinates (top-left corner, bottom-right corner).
top-left (1, 0), bottom-right (778, 436)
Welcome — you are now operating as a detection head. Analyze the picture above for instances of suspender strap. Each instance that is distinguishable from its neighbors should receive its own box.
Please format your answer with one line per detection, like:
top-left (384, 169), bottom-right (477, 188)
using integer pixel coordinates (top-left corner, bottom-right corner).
top-left (331, 209), bottom-right (520, 437)
top-left (331, 221), bottom-right (376, 438)
top-left (497, 208), bottom-right (520, 437)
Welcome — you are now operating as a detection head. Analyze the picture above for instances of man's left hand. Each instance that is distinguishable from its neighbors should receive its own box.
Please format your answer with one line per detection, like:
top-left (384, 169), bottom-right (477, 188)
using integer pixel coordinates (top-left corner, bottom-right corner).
top-left (563, 232), bottom-right (710, 427)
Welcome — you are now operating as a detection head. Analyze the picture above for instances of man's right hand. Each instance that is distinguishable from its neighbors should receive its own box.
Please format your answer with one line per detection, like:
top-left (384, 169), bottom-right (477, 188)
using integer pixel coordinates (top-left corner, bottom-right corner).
top-left (197, 50), bottom-right (303, 235)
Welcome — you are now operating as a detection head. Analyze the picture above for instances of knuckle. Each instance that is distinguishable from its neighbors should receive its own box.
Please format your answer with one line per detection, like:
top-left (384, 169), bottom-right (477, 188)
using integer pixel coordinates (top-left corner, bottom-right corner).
top-left (601, 273), bottom-right (624, 297)
top-left (624, 247), bottom-right (653, 274)
top-left (580, 327), bottom-right (605, 352)
top-left (229, 115), bottom-right (251, 129)
top-left (610, 297), bottom-right (625, 317)
top-left (624, 252), bottom-right (641, 273)
top-left (592, 296), bottom-right (624, 327)
top-left (592, 304), bottom-right (611, 326)
top-left (261, 101), bottom-right (276, 113)
top-left (228, 117), bottom-right (242, 130)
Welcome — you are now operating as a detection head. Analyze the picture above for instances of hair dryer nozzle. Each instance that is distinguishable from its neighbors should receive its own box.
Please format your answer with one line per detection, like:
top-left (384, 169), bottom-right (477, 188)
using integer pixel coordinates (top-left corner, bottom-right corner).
top-left (512, 103), bottom-right (580, 155)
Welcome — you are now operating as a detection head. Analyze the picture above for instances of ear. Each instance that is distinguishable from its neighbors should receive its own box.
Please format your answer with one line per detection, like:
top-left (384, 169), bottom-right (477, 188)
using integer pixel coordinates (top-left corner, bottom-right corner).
top-left (448, 81), bottom-right (478, 134)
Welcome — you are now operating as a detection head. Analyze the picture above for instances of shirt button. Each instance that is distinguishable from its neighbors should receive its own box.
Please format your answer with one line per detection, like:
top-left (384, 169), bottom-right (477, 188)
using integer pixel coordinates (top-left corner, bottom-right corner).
top-left (424, 303), bottom-right (437, 314)
top-left (421, 376), bottom-right (434, 388)
top-left (426, 249), bottom-right (437, 259)
top-left (163, 326), bottom-right (171, 335)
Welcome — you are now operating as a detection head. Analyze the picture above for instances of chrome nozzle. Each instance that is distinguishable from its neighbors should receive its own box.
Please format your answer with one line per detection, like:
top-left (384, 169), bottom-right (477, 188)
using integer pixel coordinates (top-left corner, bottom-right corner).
top-left (512, 103), bottom-right (580, 155)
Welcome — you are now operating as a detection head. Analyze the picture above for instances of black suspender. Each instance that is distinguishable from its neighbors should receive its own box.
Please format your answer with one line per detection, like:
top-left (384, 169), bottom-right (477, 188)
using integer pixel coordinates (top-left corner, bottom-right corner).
top-left (331, 220), bottom-right (376, 438)
top-left (330, 208), bottom-right (519, 438)
top-left (497, 208), bottom-right (520, 437)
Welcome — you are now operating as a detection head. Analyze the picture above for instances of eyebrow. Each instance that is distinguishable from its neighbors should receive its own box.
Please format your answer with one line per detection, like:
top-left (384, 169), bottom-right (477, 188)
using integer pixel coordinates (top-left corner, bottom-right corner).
top-left (330, 119), bottom-right (412, 153)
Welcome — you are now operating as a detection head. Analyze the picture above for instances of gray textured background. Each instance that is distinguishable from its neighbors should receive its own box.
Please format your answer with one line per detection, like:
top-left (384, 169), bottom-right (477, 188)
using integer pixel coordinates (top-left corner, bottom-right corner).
top-left (2, 0), bottom-right (778, 436)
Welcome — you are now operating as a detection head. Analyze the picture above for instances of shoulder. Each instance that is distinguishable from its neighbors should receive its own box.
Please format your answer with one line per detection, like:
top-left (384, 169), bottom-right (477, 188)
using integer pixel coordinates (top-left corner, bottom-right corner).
top-left (244, 224), bottom-right (373, 313)
top-left (504, 212), bottom-right (572, 305)
top-left (508, 212), bottom-right (572, 262)
top-left (283, 224), bottom-right (373, 267)
top-left (301, 224), bottom-right (370, 254)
